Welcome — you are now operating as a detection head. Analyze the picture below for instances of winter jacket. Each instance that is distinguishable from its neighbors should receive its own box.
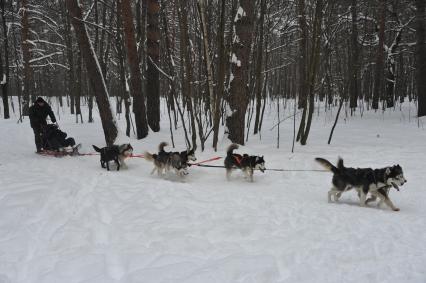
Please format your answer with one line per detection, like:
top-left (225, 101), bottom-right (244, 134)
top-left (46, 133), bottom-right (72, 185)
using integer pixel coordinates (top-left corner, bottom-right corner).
top-left (29, 98), bottom-right (56, 129)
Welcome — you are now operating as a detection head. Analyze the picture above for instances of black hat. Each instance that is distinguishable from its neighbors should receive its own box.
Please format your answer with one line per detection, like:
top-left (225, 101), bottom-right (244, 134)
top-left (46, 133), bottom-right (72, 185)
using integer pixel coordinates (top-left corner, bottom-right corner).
top-left (35, 97), bottom-right (45, 103)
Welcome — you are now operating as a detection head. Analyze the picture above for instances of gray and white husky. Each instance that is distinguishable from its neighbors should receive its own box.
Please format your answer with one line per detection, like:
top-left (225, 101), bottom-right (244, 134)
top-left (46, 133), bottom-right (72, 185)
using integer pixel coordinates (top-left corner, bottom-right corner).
top-left (224, 144), bottom-right (266, 182)
top-left (315, 157), bottom-right (407, 211)
top-left (144, 142), bottom-right (196, 177)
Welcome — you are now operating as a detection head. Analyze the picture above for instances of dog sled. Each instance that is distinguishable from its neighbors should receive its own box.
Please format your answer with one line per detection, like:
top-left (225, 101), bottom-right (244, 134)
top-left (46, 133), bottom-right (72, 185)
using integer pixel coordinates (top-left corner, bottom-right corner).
top-left (39, 124), bottom-right (81, 157)
top-left (40, 143), bottom-right (82, 157)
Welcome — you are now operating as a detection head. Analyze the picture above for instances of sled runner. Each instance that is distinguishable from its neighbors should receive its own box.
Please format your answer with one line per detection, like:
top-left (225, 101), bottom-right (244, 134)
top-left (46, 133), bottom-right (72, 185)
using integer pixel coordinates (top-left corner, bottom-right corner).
top-left (40, 143), bottom-right (82, 157)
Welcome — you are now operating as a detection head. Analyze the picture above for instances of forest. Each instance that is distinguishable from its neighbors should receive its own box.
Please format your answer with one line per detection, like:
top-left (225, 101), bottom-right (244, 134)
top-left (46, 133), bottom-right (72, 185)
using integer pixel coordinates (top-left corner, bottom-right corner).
top-left (0, 0), bottom-right (425, 149)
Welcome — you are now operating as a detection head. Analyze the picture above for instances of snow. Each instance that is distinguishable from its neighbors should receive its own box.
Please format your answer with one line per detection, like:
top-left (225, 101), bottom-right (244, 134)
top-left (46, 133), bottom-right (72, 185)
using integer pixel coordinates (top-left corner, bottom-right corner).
top-left (230, 53), bottom-right (241, 67)
top-left (0, 99), bottom-right (426, 282)
top-left (234, 6), bottom-right (246, 23)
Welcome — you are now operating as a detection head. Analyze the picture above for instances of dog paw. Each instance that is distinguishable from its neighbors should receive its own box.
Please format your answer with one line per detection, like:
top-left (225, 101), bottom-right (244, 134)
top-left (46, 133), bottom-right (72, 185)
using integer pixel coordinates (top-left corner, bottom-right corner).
top-left (393, 208), bottom-right (400, 211)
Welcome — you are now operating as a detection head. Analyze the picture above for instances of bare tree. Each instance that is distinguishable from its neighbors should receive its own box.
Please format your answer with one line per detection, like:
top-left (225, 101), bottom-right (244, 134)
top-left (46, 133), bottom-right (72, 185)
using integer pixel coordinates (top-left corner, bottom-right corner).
top-left (146, 0), bottom-right (160, 132)
top-left (349, 0), bottom-right (359, 111)
top-left (66, 0), bottom-right (118, 145)
top-left (0, 0), bottom-right (9, 119)
top-left (416, 0), bottom-right (426, 117)
top-left (119, 0), bottom-right (149, 139)
top-left (212, 0), bottom-right (227, 150)
top-left (226, 0), bottom-right (254, 145)
top-left (372, 0), bottom-right (386, 110)
top-left (21, 0), bottom-right (32, 115)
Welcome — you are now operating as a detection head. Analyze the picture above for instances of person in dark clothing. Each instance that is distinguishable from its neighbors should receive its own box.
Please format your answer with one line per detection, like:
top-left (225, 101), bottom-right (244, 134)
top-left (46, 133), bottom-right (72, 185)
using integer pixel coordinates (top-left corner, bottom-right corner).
top-left (43, 124), bottom-right (75, 150)
top-left (29, 97), bottom-right (56, 152)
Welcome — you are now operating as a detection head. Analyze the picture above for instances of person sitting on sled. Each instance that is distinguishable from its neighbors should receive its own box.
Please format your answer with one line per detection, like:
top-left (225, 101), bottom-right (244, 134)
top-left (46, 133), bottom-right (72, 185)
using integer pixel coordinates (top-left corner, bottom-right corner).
top-left (42, 124), bottom-right (76, 151)
top-left (29, 97), bottom-right (57, 153)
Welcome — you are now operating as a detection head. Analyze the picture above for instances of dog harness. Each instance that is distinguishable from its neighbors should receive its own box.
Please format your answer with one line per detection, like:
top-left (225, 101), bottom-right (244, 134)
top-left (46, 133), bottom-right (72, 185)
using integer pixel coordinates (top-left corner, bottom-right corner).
top-left (232, 155), bottom-right (242, 166)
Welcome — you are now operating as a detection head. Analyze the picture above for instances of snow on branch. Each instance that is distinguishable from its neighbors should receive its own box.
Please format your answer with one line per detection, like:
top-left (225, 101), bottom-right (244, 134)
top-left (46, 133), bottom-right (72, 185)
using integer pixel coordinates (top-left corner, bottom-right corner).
top-left (29, 52), bottom-right (63, 63)
top-left (30, 39), bottom-right (66, 48)
top-left (148, 56), bottom-right (173, 81)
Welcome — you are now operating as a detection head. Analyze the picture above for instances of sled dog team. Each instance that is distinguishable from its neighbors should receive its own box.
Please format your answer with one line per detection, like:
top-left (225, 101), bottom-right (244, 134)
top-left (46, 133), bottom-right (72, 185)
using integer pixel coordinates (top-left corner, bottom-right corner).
top-left (92, 142), bottom-right (407, 211)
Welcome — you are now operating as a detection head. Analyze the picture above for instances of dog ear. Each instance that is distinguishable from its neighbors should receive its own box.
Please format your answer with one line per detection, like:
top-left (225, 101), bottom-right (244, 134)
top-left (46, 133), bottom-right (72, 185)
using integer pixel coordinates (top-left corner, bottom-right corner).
top-left (385, 167), bottom-right (391, 175)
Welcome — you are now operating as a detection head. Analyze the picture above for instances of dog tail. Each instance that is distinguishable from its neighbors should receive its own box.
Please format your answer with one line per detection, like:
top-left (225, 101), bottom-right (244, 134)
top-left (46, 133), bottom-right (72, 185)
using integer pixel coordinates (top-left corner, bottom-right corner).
top-left (158, 142), bottom-right (168, 152)
top-left (144, 151), bottom-right (157, 162)
top-left (315, 157), bottom-right (338, 173)
top-left (337, 158), bottom-right (344, 170)
top-left (92, 145), bottom-right (101, 152)
top-left (227, 143), bottom-right (239, 156)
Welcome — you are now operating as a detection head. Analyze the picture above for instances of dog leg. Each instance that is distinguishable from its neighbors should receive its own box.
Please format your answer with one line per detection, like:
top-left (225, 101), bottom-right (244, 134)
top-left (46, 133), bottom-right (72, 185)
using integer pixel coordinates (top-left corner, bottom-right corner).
top-left (376, 192), bottom-right (399, 211)
top-left (366, 195), bottom-right (377, 205)
top-left (106, 161), bottom-right (110, 171)
top-left (116, 158), bottom-right (120, 171)
top-left (226, 168), bottom-right (232, 181)
top-left (335, 192), bottom-right (342, 201)
top-left (120, 159), bottom-right (128, 169)
top-left (328, 187), bottom-right (339, 203)
top-left (359, 191), bottom-right (367, 207)
top-left (249, 168), bottom-right (254, 182)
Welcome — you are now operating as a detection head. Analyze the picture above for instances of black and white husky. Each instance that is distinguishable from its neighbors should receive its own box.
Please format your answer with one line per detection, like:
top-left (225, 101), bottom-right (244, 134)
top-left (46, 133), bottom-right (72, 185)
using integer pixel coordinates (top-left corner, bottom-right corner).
top-left (144, 142), bottom-right (196, 177)
top-left (92, 144), bottom-right (133, 171)
top-left (315, 157), bottom-right (407, 211)
top-left (224, 144), bottom-right (265, 182)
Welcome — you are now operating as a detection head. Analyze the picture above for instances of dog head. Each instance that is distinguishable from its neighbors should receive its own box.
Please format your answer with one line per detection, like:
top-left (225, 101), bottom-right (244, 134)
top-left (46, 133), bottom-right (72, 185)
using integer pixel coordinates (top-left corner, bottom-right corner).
top-left (254, 156), bottom-right (266, 173)
top-left (182, 148), bottom-right (197, 162)
top-left (385, 164), bottom-right (407, 189)
top-left (119, 143), bottom-right (133, 157)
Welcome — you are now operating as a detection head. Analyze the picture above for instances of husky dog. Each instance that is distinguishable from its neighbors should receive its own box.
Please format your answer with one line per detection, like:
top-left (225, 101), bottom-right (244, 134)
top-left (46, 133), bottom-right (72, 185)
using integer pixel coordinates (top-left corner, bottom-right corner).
top-left (224, 144), bottom-right (265, 182)
top-left (315, 157), bottom-right (407, 211)
top-left (144, 142), bottom-right (196, 177)
top-left (92, 144), bottom-right (133, 171)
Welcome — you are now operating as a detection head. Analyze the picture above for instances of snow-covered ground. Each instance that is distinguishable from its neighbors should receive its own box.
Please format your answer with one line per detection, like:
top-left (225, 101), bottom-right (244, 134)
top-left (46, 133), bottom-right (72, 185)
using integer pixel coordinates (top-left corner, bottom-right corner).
top-left (0, 100), bottom-right (426, 283)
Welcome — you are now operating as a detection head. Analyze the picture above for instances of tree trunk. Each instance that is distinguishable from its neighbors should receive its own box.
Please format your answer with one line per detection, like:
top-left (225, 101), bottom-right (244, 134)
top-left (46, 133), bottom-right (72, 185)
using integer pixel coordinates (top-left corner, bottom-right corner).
top-left (21, 0), bottom-right (32, 115)
top-left (297, 0), bottom-right (308, 110)
top-left (349, 0), bottom-right (359, 110)
top-left (116, 0), bottom-right (132, 136)
top-left (372, 0), bottom-right (386, 110)
top-left (0, 0), bottom-right (10, 119)
top-left (300, 0), bottom-right (323, 145)
top-left (178, 0), bottom-right (197, 149)
top-left (66, 0), bottom-right (118, 145)
top-left (119, 0), bottom-right (149, 139)
top-left (416, 0), bottom-right (426, 117)
top-left (63, 3), bottom-right (76, 116)
top-left (253, 0), bottom-right (267, 135)
top-left (226, 0), bottom-right (254, 145)
top-left (212, 0), bottom-right (227, 150)
top-left (198, 0), bottom-right (215, 118)
top-left (146, 0), bottom-right (160, 131)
